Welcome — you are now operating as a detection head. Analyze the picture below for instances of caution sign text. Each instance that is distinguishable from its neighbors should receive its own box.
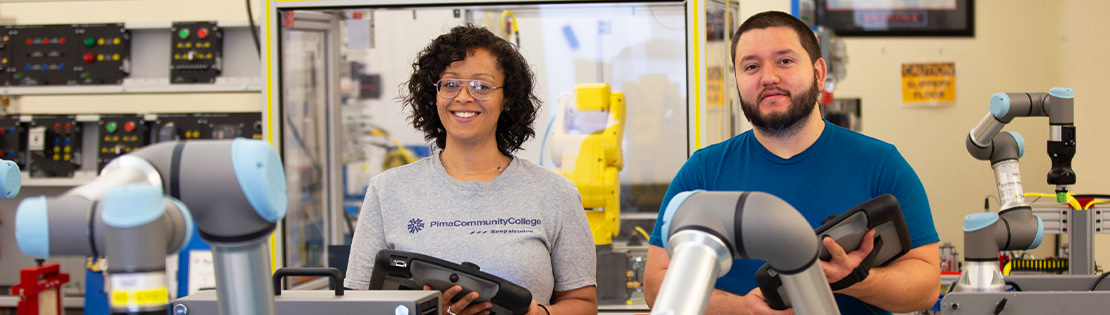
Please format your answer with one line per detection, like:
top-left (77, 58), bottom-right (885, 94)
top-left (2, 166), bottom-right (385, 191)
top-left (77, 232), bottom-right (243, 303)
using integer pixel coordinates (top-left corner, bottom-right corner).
top-left (902, 62), bottom-right (955, 105)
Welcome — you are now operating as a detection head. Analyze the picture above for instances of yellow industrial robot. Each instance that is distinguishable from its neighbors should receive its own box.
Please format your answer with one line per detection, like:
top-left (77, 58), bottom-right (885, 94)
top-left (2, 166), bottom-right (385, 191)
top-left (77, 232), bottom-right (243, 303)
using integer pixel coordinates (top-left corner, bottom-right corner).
top-left (549, 83), bottom-right (625, 245)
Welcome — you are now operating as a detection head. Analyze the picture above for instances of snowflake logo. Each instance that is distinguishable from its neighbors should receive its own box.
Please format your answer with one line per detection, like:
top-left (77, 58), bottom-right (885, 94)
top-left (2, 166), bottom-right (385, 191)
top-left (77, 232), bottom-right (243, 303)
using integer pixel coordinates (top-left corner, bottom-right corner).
top-left (407, 218), bottom-right (425, 234)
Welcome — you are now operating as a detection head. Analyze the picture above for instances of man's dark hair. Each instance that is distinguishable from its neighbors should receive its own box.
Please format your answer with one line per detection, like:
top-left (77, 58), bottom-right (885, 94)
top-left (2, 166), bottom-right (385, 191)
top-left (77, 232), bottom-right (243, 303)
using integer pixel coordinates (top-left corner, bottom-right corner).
top-left (401, 24), bottom-right (539, 156)
top-left (730, 11), bottom-right (821, 65)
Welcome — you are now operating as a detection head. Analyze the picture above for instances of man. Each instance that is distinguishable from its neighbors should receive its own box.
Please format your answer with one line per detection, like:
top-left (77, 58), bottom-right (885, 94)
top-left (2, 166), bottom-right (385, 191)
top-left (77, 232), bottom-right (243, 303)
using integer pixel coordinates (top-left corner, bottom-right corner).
top-left (644, 11), bottom-right (939, 315)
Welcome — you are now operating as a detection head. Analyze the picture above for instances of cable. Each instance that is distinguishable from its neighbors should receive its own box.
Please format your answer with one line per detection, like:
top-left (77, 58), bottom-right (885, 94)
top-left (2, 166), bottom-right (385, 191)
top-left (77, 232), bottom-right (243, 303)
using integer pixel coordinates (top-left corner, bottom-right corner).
top-left (647, 5), bottom-right (683, 31)
top-left (342, 206), bottom-right (355, 236)
top-left (283, 108), bottom-right (324, 187)
top-left (984, 194), bottom-right (1000, 211)
top-left (246, 0), bottom-right (262, 57)
top-left (1029, 194), bottom-right (1043, 203)
top-left (634, 226), bottom-right (651, 241)
top-left (1067, 193), bottom-right (1081, 210)
top-left (1074, 194), bottom-right (1110, 199)
top-left (385, 135), bottom-right (416, 164)
top-left (1084, 199), bottom-right (1109, 210)
top-left (364, 124), bottom-right (417, 164)
top-left (1002, 261), bottom-right (1012, 275)
top-left (1091, 272), bottom-right (1110, 291)
top-left (538, 114), bottom-right (555, 166)
top-left (945, 278), bottom-right (958, 294)
top-left (1025, 192), bottom-right (1082, 210)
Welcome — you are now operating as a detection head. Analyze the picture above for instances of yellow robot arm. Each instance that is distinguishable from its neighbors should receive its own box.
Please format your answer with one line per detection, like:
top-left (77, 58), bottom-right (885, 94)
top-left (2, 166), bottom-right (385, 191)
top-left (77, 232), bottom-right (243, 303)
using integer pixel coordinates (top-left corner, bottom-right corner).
top-left (552, 83), bottom-right (625, 245)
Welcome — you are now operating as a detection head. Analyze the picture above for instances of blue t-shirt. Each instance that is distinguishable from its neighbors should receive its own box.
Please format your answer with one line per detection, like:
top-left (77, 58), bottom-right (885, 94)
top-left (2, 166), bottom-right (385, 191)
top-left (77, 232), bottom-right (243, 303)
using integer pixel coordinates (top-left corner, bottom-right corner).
top-left (649, 120), bottom-right (939, 314)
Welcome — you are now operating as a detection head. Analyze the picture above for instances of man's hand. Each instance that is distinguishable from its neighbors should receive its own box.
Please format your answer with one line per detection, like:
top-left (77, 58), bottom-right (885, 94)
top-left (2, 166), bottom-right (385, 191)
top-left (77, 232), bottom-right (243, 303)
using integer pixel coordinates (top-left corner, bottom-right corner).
top-left (820, 229), bottom-right (876, 284)
top-left (741, 288), bottom-right (796, 315)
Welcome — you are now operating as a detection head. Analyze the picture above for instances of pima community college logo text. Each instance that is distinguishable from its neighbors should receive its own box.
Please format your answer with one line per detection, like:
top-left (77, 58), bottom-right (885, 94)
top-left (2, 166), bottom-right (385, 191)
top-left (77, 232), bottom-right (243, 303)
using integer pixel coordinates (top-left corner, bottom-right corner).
top-left (407, 218), bottom-right (425, 234)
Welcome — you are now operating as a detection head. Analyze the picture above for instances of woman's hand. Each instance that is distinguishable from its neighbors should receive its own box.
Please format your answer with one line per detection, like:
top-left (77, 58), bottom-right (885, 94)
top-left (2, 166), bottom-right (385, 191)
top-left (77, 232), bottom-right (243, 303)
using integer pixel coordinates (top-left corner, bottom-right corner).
top-left (425, 285), bottom-right (493, 315)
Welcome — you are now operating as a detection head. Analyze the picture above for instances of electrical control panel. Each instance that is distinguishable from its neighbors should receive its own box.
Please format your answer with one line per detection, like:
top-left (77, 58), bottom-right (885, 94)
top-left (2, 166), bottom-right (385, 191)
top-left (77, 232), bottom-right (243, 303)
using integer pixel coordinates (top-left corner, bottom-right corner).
top-left (0, 24), bottom-right (130, 86)
top-left (8, 112), bottom-right (263, 177)
top-left (28, 115), bottom-right (82, 177)
top-left (170, 21), bottom-right (222, 84)
top-left (151, 113), bottom-right (263, 143)
top-left (0, 115), bottom-right (26, 168)
top-left (97, 114), bottom-right (147, 171)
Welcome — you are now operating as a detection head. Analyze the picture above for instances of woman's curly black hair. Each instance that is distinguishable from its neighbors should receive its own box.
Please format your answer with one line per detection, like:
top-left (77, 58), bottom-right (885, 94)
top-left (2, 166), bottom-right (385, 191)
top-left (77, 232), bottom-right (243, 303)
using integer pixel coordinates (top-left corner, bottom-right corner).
top-left (401, 24), bottom-right (540, 156)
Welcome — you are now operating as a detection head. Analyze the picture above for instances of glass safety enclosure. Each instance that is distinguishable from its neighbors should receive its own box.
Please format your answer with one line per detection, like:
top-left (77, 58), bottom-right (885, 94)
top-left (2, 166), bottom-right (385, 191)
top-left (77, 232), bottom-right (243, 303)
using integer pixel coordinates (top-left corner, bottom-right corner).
top-left (265, 0), bottom-right (740, 307)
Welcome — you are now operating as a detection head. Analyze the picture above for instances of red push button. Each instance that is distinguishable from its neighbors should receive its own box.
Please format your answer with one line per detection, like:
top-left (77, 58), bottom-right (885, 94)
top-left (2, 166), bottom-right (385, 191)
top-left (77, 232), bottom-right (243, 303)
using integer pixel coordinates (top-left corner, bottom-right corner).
top-left (83, 53), bottom-right (95, 63)
top-left (123, 121), bottom-right (135, 132)
top-left (54, 123), bottom-right (61, 130)
top-left (197, 28), bottom-right (209, 39)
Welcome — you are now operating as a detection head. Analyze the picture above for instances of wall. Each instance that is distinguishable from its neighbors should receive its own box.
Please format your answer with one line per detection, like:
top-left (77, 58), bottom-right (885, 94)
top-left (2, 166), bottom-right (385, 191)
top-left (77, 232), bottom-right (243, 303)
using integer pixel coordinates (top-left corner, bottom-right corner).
top-left (1059, 0), bottom-right (1110, 269)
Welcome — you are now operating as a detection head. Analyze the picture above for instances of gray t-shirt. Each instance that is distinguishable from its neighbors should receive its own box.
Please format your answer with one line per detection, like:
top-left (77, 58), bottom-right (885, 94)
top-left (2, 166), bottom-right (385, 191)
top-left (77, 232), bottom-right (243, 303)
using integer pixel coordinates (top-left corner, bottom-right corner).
top-left (344, 152), bottom-right (597, 304)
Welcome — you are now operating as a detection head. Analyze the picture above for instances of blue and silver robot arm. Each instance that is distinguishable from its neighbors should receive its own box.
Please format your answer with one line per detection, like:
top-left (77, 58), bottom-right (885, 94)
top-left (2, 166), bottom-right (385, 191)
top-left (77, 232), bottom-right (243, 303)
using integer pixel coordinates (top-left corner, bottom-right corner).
top-left (957, 88), bottom-right (1073, 292)
top-left (651, 191), bottom-right (839, 315)
top-left (14, 139), bottom-right (287, 315)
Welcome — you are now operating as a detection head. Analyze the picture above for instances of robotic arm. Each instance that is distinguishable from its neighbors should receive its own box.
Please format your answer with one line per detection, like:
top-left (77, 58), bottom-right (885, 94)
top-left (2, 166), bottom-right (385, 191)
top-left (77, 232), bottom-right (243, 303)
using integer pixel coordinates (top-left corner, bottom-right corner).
top-left (0, 159), bottom-right (19, 200)
top-left (652, 191), bottom-right (839, 315)
top-left (966, 87), bottom-right (1075, 203)
top-left (14, 139), bottom-right (286, 315)
top-left (550, 83), bottom-right (625, 245)
top-left (956, 88), bottom-right (1073, 292)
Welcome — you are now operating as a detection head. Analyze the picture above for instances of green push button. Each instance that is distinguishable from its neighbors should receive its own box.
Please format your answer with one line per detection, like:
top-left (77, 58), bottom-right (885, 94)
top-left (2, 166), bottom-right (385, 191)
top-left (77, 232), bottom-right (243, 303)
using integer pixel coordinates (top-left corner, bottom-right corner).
top-left (84, 37), bottom-right (96, 47)
top-left (178, 28), bottom-right (190, 39)
top-left (106, 122), bottom-right (118, 133)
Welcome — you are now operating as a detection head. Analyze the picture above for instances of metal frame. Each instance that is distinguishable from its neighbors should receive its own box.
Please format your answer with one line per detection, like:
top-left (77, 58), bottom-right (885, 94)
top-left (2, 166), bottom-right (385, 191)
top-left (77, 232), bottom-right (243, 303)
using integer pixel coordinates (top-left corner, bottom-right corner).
top-left (942, 275), bottom-right (1110, 314)
top-left (1031, 203), bottom-right (1108, 275)
top-left (267, 9), bottom-right (342, 276)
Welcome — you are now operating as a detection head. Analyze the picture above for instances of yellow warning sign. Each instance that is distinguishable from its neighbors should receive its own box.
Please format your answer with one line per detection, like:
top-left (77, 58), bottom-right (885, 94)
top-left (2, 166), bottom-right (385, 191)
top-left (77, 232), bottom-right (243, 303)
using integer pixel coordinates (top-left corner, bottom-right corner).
top-left (902, 62), bottom-right (956, 105)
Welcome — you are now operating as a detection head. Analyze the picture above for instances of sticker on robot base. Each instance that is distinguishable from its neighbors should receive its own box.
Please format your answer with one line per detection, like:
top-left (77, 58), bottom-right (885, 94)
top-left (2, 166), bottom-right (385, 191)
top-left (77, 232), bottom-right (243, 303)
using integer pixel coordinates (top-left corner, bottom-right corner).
top-left (110, 287), bottom-right (170, 308)
top-left (108, 272), bottom-right (169, 308)
top-left (901, 61), bottom-right (956, 106)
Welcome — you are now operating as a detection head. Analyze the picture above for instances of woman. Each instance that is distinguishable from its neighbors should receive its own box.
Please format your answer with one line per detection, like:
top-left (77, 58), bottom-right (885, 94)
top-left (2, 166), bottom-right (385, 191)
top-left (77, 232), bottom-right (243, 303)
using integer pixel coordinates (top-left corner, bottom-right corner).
top-left (345, 24), bottom-right (598, 315)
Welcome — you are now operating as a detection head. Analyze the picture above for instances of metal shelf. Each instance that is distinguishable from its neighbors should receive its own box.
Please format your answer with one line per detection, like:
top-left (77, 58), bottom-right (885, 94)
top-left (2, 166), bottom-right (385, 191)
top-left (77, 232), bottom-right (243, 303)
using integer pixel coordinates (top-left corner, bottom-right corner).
top-left (21, 170), bottom-right (97, 187)
top-left (0, 76), bottom-right (263, 95)
top-left (0, 295), bottom-right (84, 308)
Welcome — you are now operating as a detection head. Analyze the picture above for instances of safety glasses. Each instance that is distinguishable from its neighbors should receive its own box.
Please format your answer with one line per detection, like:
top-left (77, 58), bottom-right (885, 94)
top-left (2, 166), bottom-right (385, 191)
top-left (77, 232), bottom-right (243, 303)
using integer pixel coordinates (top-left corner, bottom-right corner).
top-left (435, 79), bottom-right (503, 101)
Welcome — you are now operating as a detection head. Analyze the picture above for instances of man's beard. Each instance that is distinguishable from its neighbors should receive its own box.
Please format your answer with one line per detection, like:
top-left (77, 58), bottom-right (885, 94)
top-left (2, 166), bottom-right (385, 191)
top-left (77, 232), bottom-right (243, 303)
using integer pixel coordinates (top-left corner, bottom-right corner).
top-left (740, 76), bottom-right (820, 137)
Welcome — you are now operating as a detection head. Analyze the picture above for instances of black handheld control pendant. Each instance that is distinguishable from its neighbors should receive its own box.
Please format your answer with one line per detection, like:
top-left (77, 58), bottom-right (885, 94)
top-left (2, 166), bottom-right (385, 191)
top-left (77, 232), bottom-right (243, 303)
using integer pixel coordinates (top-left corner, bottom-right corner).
top-left (369, 249), bottom-right (533, 315)
top-left (755, 194), bottom-right (913, 310)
